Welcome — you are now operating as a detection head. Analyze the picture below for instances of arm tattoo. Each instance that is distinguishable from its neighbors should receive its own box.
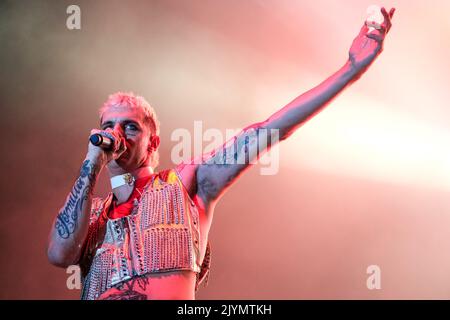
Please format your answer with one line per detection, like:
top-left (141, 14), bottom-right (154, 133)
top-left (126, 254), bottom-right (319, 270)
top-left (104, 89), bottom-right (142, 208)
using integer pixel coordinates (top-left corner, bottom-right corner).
top-left (205, 126), bottom-right (270, 167)
top-left (55, 159), bottom-right (98, 239)
top-left (198, 126), bottom-right (278, 200)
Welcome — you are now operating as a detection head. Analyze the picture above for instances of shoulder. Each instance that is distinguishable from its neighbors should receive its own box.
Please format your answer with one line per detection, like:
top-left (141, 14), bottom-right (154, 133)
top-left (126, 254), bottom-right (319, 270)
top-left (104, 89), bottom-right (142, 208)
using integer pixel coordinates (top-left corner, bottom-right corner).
top-left (172, 160), bottom-right (199, 198)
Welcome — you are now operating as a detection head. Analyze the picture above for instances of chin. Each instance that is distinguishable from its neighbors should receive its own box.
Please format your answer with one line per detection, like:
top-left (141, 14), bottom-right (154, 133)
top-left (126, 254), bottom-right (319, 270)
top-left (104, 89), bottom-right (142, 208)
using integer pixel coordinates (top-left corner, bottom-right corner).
top-left (116, 157), bottom-right (135, 171)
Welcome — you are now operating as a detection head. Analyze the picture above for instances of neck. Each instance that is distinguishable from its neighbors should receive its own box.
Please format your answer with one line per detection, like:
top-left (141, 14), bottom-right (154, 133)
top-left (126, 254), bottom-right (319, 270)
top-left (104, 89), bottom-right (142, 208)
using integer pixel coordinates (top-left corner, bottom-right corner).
top-left (109, 166), bottom-right (154, 204)
top-left (130, 166), bottom-right (154, 180)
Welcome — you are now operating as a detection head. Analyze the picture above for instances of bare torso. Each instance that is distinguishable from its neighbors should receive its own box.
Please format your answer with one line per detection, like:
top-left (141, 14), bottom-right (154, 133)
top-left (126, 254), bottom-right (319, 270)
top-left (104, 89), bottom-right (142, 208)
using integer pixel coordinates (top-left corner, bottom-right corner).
top-left (98, 270), bottom-right (197, 300)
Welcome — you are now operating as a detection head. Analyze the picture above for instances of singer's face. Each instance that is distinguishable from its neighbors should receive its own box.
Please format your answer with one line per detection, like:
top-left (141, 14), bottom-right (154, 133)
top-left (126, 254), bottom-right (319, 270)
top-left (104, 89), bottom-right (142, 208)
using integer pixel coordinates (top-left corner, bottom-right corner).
top-left (100, 105), bottom-right (156, 171)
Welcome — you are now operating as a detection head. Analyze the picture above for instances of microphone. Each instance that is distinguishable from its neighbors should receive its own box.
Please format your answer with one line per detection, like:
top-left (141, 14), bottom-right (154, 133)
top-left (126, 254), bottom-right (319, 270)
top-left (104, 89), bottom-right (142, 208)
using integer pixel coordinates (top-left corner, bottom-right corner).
top-left (89, 133), bottom-right (114, 150)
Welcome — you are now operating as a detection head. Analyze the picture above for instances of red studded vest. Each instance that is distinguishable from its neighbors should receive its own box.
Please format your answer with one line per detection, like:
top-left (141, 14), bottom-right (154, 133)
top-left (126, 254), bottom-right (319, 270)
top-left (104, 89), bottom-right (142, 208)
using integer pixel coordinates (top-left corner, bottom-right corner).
top-left (79, 168), bottom-right (211, 300)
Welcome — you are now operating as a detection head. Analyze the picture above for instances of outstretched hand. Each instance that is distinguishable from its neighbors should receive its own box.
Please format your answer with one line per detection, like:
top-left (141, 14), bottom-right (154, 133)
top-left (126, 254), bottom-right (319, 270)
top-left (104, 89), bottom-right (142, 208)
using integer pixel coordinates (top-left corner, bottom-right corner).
top-left (349, 7), bottom-right (395, 73)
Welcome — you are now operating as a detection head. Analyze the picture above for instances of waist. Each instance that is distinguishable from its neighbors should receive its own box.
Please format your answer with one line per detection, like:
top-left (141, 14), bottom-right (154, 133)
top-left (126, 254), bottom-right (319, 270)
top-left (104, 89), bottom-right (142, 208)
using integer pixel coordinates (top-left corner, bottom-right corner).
top-left (97, 270), bottom-right (197, 300)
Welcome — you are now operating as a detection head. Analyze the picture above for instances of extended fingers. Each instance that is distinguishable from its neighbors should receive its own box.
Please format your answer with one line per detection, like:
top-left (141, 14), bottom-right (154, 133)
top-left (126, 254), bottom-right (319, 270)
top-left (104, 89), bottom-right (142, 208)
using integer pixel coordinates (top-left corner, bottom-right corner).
top-left (381, 7), bottom-right (390, 31)
top-left (389, 7), bottom-right (396, 19)
top-left (381, 6), bottom-right (395, 33)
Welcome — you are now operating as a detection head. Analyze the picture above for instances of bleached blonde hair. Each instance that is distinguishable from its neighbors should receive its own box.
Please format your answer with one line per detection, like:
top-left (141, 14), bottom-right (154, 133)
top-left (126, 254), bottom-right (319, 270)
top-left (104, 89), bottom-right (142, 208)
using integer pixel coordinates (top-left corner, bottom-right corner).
top-left (99, 91), bottom-right (160, 168)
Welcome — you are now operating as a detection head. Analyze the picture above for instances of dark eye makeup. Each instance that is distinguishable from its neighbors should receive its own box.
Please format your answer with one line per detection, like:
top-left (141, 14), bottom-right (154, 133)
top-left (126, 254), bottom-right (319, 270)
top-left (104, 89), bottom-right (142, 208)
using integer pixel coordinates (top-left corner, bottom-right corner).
top-left (100, 121), bottom-right (140, 131)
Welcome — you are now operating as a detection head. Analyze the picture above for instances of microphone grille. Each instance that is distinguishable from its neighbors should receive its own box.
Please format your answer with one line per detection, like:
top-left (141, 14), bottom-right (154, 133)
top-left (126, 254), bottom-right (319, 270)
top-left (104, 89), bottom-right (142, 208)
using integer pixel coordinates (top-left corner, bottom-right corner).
top-left (89, 134), bottom-right (103, 146)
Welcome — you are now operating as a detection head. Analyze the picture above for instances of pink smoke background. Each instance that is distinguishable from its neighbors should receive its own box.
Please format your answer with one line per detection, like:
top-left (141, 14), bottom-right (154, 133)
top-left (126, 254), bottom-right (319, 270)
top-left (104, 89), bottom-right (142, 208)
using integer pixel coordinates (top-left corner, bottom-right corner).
top-left (1, 0), bottom-right (449, 299)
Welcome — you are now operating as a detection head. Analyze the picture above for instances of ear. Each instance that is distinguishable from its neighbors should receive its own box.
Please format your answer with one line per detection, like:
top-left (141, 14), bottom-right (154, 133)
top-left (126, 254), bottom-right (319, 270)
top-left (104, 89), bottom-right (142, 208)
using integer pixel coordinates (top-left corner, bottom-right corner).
top-left (148, 135), bottom-right (160, 152)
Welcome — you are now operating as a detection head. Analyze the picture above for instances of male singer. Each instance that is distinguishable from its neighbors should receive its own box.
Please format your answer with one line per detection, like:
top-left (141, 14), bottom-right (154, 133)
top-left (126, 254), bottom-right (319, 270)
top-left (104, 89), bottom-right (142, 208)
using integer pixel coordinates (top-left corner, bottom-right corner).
top-left (47, 7), bottom-right (395, 300)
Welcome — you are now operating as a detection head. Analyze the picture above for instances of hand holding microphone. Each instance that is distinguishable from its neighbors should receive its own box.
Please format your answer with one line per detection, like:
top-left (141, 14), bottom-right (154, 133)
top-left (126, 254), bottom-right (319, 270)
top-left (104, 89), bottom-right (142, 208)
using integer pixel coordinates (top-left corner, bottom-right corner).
top-left (86, 128), bottom-right (127, 166)
top-left (89, 132), bottom-right (115, 150)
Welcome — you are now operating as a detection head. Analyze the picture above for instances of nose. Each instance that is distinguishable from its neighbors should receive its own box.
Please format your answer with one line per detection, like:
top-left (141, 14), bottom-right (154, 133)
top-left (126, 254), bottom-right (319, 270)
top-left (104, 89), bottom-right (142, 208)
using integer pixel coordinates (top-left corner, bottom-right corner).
top-left (113, 123), bottom-right (125, 136)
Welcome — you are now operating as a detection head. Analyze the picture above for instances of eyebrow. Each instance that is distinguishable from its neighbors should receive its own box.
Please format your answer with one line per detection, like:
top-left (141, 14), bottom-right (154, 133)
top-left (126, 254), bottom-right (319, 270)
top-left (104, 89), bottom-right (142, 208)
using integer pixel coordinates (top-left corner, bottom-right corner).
top-left (101, 120), bottom-right (140, 129)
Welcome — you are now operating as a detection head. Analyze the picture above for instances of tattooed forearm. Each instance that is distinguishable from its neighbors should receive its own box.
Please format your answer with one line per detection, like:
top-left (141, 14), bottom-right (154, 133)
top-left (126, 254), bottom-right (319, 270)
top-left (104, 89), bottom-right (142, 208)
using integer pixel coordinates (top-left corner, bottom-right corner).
top-left (55, 159), bottom-right (98, 239)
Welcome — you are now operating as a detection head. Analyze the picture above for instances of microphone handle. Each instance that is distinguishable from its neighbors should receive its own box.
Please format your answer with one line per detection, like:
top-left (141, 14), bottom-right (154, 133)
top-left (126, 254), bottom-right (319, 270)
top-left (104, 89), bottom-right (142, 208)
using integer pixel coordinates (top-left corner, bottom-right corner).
top-left (89, 133), bottom-right (114, 150)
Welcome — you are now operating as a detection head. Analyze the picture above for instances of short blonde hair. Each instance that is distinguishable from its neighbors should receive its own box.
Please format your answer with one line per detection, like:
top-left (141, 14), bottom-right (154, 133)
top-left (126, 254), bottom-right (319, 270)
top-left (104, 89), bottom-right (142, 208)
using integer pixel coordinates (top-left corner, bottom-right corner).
top-left (99, 91), bottom-right (160, 135)
top-left (99, 91), bottom-right (161, 168)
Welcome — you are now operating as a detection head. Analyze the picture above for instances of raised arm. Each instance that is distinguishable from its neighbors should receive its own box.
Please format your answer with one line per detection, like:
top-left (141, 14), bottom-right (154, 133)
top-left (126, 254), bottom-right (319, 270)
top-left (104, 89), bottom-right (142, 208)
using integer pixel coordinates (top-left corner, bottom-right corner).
top-left (188, 7), bottom-right (395, 207)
